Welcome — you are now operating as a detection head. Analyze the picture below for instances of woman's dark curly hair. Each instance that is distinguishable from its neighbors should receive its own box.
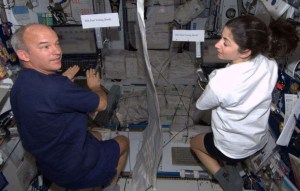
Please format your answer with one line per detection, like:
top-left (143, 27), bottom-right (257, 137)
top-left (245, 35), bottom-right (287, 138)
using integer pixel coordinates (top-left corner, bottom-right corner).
top-left (225, 15), bottom-right (299, 59)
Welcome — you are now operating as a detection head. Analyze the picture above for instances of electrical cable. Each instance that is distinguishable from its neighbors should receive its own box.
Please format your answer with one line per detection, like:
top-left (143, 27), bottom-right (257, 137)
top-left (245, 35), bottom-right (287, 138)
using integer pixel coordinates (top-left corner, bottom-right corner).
top-left (113, 50), bottom-right (200, 133)
top-left (162, 126), bottom-right (187, 148)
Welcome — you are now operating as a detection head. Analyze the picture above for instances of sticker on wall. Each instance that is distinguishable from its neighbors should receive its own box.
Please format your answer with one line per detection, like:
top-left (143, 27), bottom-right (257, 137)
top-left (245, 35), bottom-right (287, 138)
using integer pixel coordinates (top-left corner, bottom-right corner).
top-left (81, 13), bottom-right (120, 29)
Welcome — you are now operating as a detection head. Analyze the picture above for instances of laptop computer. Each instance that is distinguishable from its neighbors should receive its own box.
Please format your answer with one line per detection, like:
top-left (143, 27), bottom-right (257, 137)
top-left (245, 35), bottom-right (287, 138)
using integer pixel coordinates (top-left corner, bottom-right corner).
top-left (52, 25), bottom-right (100, 76)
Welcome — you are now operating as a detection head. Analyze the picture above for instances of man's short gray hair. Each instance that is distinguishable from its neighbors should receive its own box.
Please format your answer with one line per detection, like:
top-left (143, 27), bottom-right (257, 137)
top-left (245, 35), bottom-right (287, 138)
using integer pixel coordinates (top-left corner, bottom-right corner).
top-left (10, 23), bottom-right (41, 52)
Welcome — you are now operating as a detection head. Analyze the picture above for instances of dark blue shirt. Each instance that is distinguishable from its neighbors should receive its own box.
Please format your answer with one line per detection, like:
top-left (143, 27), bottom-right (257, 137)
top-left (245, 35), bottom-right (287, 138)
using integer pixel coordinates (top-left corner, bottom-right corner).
top-left (10, 68), bottom-right (101, 185)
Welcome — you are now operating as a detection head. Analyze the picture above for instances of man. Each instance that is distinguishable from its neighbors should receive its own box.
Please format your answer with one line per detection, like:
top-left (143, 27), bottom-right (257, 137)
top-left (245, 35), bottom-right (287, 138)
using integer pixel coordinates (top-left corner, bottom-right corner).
top-left (10, 23), bottom-right (128, 191)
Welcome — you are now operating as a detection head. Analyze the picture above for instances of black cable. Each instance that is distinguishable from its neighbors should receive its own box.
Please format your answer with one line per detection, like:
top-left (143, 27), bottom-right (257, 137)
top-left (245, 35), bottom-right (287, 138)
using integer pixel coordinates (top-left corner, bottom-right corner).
top-left (162, 126), bottom-right (187, 148)
top-left (144, 185), bottom-right (153, 191)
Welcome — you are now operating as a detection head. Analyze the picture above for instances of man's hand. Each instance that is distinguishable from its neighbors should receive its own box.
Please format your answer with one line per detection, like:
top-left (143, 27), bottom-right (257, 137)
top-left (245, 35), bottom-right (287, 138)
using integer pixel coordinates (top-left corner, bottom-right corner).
top-left (62, 65), bottom-right (80, 81)
top-left (86, 68), bottom-right (107, 111)
top-left (86, 68), bottom-right (101, 91)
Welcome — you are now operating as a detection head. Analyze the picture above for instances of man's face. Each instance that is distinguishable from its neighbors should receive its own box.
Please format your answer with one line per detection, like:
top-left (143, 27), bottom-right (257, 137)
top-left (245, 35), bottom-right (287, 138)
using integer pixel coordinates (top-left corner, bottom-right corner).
top-left (22, 25), bottom-right (62, 75)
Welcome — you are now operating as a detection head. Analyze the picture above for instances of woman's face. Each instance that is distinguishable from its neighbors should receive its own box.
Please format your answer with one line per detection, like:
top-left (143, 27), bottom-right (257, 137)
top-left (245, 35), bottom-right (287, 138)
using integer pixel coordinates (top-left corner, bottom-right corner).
top-left (214, 27), bottom-right (247, 64)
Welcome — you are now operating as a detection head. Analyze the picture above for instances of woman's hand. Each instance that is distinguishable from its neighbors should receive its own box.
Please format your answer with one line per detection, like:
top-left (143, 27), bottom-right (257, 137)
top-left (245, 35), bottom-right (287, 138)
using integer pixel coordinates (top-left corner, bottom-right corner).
top-left (62, 65), bottom-right (80, 81)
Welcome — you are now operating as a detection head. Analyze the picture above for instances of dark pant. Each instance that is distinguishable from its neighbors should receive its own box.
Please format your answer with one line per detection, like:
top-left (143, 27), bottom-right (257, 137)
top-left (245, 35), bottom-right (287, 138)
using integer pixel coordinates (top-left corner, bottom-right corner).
top-left (204, 132), bottom-right (247, 165)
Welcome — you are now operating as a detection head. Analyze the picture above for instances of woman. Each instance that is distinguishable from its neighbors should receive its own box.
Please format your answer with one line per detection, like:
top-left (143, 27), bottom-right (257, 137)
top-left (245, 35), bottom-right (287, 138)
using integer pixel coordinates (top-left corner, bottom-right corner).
top-left (191, 15), bottom-right (299, 191)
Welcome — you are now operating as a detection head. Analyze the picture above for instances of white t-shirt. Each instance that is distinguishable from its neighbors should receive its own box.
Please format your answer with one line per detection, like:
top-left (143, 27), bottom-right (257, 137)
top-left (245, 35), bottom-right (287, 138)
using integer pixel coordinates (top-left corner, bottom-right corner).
top-left (196, 54), bottom-right (278, 159)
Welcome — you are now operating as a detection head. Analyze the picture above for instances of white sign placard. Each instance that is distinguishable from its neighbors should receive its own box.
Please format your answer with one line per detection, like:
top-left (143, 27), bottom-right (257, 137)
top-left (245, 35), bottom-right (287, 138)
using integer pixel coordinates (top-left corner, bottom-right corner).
top-left (172, 30), bottom-right (205, 42)
top-left (81, 13), bottom-right (120, 29)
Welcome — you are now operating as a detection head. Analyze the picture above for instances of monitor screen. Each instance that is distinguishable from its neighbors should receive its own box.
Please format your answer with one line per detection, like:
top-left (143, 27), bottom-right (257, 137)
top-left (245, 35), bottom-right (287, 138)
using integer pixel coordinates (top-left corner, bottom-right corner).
top-left (52, 25), bottom-right (97, 55)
